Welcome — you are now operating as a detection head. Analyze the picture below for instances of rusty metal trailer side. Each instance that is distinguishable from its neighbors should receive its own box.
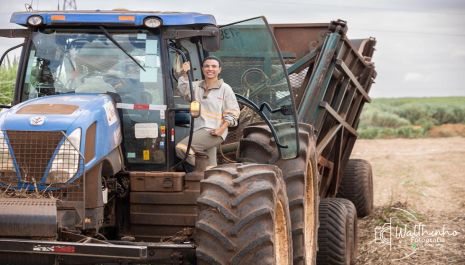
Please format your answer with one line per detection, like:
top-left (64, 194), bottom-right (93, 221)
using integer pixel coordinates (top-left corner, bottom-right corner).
top-left (271, 20), bottom-right (377, 198)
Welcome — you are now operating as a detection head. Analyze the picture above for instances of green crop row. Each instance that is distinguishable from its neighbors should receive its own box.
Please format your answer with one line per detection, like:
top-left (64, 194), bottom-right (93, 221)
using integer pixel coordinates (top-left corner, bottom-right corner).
top-left (0, 62), bottom-right (18, 105)
top-left (358, 97), bottom-right (465, 139)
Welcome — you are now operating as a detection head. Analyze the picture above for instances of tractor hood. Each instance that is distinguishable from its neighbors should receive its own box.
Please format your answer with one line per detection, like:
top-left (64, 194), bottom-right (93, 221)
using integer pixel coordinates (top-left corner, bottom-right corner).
top-left (0, 94), bottom-right (122, 169)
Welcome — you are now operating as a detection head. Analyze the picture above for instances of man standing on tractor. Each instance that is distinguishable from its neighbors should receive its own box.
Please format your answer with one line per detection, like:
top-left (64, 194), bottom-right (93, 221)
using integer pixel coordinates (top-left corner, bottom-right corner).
top-left (175, 56), bottom-right (240, 168)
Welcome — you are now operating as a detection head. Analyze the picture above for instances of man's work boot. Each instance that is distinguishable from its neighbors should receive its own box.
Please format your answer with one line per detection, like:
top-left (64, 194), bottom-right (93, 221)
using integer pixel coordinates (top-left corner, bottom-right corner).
top-left (194, 153), bottom-right (209, 173)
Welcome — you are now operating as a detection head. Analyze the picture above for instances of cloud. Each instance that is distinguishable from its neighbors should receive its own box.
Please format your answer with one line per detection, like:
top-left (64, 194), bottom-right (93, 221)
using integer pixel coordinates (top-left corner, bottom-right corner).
top-left (450, 49), bottom-right (465, 60)
top-left (403, 72), bottom-right (427, 82)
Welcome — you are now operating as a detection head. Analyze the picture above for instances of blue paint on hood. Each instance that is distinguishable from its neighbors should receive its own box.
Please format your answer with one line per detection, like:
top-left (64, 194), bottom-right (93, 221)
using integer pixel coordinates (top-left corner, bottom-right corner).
top-left (1, 94), bottom-right (107, 132)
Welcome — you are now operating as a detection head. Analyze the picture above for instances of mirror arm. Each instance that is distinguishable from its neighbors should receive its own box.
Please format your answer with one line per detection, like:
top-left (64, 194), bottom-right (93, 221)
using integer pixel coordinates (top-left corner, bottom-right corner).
top-left (258, 101), bottom-right (292, 115)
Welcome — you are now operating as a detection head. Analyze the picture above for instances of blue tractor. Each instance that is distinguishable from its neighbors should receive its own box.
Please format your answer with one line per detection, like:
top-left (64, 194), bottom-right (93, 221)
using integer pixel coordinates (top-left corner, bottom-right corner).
top-left (0, 10), bottom-right (376, 265)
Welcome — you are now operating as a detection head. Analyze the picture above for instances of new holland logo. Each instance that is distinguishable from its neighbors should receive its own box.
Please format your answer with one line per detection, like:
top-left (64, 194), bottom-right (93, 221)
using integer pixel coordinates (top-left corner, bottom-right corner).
top-left (30, 116), bottom-right (46, 126)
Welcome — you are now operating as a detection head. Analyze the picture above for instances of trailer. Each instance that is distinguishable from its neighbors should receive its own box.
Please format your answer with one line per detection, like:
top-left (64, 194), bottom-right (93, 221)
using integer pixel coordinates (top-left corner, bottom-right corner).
top-left (0, 10), bottom-right (376, 265)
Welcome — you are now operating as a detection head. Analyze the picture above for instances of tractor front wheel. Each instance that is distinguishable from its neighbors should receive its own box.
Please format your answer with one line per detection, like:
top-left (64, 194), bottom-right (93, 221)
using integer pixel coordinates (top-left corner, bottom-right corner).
top-left (195, 163), bottom-right (293, 265)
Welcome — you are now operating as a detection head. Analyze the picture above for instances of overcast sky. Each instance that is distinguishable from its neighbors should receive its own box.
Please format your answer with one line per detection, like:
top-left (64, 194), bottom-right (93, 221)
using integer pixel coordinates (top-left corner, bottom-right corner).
top-left (1, 0), bottom-right (465, 98)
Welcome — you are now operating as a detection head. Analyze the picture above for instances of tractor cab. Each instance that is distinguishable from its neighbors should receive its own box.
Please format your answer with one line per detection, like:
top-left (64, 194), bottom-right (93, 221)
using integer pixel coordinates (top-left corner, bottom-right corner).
top-left (1, 11), bottom-right (299, 174)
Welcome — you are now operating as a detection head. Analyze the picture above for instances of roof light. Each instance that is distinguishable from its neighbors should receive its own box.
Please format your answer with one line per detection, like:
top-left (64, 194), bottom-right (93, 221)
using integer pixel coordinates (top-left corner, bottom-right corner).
top-left (143, 17), bottom-right (162, 28)
top-left (27, 15), bottom-right (43, 26)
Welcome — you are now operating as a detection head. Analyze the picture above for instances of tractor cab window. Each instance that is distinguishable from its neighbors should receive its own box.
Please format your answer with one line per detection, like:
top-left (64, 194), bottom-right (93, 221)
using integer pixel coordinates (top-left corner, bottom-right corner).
top-left (22, 30), bottom-right (167, 167)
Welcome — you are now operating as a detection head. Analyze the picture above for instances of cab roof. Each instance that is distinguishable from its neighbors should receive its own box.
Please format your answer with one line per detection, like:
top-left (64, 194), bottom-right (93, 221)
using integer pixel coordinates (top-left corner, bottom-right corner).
top-left (10, 10), bottom-right (217, 27)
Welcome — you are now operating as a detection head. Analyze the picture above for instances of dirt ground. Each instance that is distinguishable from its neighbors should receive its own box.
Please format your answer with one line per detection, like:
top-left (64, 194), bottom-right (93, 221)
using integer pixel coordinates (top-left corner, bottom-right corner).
top-left (351, 137), bottom-right (465, 264)
top-left (428, 124), bottom-right (465, 138)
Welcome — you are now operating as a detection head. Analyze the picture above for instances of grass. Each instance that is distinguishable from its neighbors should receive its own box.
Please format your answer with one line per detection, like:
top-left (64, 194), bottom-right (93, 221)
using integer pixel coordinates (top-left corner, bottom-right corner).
top-left (358, 97), bottom-right (465, 139)
top-left (370, 198), bottom-right (426, 228)
top-left (0, 60), bottom-right (18, 105)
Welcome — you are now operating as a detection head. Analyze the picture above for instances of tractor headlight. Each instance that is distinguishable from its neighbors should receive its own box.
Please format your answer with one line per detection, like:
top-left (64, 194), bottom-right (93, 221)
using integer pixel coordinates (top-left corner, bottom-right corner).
top-left (27, 15), bottom-right (44, 26)
top-left (143, 17), bottom-right (162, 28)
top-left (47, 128), bottom-right (81, 184)
top-left (0, 131), bottom-right (16, 173)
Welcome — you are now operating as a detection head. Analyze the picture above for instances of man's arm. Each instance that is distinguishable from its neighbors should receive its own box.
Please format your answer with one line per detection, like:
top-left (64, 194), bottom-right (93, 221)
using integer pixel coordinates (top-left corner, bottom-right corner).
top-left (176, 62), bottom-right (192, 101)
top-left (211, 85), bottom-right (240, 136)
top-left (222, 84), bottom-right (240, 127)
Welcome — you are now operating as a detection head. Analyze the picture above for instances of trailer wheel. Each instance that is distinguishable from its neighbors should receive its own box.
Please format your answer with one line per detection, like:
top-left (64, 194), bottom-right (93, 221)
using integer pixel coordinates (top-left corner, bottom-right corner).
top-left (195, 163), bottom-right (293, 265)
top-left (316, 198), bottom-right (351, 265)
top-left (336, 159), bottom-right (374, 217)
top-left (339, 199), bottom-right (358, 265)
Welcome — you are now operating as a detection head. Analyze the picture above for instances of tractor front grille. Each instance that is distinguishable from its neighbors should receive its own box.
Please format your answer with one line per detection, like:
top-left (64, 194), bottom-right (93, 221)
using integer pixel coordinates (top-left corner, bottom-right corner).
top-left (0, 131), bottom-right (84, 201)
top-left (7, 131), bottom-right (63, 182)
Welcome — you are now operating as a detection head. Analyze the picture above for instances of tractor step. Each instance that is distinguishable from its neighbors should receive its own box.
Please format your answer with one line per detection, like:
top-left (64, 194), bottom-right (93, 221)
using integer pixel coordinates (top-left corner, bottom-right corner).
top-left (129, 172), bottom-right (201, 242)
top-left (0, 198), bottom-right (57, 238)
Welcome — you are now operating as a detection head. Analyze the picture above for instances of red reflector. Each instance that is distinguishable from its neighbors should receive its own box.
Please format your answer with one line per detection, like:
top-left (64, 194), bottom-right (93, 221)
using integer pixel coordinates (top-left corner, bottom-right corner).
top-left (134, 104), bottom-right (149, 110)
top-left (54, 246), bottom-right (76, 253)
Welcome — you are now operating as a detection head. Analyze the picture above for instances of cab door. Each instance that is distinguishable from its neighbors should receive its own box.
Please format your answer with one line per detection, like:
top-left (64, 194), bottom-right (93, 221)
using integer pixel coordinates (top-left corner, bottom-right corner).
top-left (212, 17), bottom-right (299, 159)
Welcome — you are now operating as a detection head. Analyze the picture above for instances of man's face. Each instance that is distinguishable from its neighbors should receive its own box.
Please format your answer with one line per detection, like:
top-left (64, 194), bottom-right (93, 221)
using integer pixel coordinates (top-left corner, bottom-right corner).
top-left (202, 59), bottom-right (221, 80)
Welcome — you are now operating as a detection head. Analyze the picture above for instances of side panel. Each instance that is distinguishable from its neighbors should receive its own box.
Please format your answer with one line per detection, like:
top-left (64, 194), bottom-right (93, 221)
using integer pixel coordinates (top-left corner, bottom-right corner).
top-left (274, 21), bottom-right (377, 196)
top-left (271, 23), bottom-right (329, 60)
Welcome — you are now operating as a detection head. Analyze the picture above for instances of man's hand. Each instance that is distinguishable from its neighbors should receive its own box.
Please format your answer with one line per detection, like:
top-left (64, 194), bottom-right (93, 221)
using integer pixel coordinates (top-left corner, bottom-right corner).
top-left (182, 62), bottom-right (191, 74)
top-left (211, 121), bottom-right (230, 137)
top-left (210, 126), bottom-right (226, 137)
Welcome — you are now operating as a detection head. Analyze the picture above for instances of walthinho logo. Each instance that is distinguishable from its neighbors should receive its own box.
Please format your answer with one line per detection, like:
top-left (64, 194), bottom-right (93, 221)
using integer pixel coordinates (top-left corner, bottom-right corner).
top-left (374, 207), bottom-right (460, 261)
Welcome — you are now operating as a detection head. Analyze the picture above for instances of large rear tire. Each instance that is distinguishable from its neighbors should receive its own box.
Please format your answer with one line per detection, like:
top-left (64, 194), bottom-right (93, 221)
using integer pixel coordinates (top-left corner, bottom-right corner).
top-left (337, 159), bottom-right (374, 217)
top-left (195, 163), bottom-right (293, 265)
top-left (316, 198), bottom-right (351, 265)
top-left (277, 124), bottom-right (319, 265)
top-left (238, 123), bottom-right (320, 265)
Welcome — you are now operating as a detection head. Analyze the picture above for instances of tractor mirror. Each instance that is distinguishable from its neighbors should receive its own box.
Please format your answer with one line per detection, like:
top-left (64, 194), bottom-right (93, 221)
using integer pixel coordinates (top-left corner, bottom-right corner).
top-left (190, 101), bottom-right (201, 118)
top-left (201, 26), bottom-right (220, 52)
top-left (164, 27), bottom-right (219, 51)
